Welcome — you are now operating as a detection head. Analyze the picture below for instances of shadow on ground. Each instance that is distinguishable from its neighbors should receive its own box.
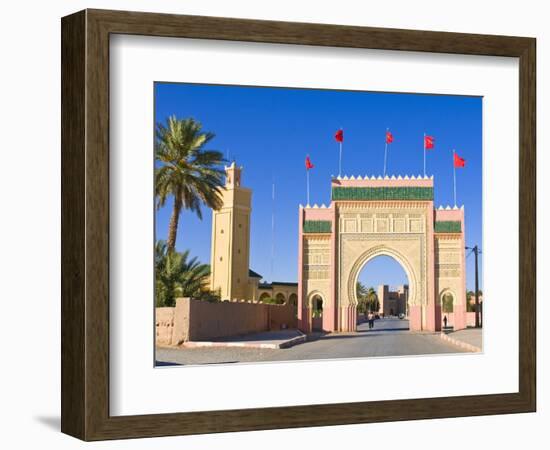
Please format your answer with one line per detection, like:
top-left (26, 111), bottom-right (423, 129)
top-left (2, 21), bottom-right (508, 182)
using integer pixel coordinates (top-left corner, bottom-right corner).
top-left (355, 327), bottom-right (410, 333)
top-left (34, 416), bottom-right (60, 431)
top-left (306, 326), bottom-right (410, 342)
top-left (155, 360), bottom-right (241, 367)
top-left (155, 360), bottom-right (181, 366)
top-left (201, 330), bottom-right (302, 343)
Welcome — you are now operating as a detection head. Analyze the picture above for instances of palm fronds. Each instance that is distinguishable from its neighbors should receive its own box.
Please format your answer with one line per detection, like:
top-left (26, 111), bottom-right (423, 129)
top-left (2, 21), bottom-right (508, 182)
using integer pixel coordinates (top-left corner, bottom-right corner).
top-left (155, 116), bottom-right (226, 251)
top-left (155, 240), bottom-right (214, 307)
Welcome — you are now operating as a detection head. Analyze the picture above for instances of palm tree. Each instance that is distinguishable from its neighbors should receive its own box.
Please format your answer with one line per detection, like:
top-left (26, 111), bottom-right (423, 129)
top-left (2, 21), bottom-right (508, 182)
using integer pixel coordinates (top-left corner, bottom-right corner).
top-left (356, 282), bottom-right (369, 313)
top-left (155, 240), bottom-right (211, 307)
top-left (356, 281), bottom-right (368, 298)
top-left (155, 116), bottom-right (225, 252)
top-left (366, 287), bottom-right (379, 313)
top-left (356, 283), bottom-right (380, 313)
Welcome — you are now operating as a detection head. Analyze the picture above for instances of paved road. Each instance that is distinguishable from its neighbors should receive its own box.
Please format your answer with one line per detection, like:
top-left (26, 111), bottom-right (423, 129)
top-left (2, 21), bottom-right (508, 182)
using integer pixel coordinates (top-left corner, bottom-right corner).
top-left (445, 328), bottom-right (482, 349)
top-left (156, 318), bottom-right (468, 366)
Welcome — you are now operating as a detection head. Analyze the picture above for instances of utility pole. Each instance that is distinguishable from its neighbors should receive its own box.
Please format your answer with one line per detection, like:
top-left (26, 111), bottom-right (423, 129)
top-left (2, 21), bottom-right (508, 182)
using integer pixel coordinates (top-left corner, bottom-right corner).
top-left (473, 245), bottom-right (480, 328)
top-left (466, 245), bottom-right (481, 328)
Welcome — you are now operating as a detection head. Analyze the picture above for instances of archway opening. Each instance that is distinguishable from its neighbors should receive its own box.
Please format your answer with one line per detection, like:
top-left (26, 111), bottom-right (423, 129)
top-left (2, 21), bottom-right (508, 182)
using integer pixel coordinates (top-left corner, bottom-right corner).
top-left (288, 293), bottom-right (298, 318)
top-left (440, 292), bottom-right (455, 330)
top-left (259, 292), bottom-right (271, 302)
top-left (356, 255), bottom-right (410, 329)
top-left (310, 294), bottom-right (324, 331)
top-left (288, 293), bottom-right (298, 307)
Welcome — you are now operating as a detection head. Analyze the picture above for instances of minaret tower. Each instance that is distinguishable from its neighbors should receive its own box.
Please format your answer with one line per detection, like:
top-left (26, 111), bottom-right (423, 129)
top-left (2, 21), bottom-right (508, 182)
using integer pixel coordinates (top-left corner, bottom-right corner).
top-left (210, 162), bottom-right (252, 301)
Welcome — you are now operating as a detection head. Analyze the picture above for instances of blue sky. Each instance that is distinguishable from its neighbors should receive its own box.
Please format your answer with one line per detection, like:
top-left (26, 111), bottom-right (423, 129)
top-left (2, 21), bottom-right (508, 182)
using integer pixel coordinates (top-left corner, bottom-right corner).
top-left (155, 83), bottom-right (482, 291)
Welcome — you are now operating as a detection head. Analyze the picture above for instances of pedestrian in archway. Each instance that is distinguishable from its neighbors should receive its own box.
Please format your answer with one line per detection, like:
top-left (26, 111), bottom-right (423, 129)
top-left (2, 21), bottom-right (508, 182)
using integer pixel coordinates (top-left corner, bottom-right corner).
top-left (368, 311), bottom-right (375, 329)
top-left (443, 315), bottom-right (448, 329)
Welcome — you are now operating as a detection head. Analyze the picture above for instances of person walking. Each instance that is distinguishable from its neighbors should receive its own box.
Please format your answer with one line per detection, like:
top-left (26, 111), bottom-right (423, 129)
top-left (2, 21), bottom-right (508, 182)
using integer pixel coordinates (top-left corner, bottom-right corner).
top-left (367, 311), bottom-right (375, 330)
top-left (443, 315), bottom-right (448, 329)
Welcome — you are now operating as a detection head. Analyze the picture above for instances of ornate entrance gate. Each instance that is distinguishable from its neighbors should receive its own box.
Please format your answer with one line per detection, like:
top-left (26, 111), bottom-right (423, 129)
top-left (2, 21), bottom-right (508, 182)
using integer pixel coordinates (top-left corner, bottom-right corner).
top-left (297, 175), bottom-right (467, 333)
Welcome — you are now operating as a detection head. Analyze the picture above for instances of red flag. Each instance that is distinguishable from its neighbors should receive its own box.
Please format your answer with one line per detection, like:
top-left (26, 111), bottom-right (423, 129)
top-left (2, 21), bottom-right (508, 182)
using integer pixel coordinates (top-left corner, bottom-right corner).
top-left (386, 130), bottom-right (393, 144)
top-left (424, 135), bottom-right (435, 149)
top-left (334, 129), bottom-right (344, 143)
top-left (305, 155), bottom-right (314, 170)
top-left (454, 152), bottom-right (466, 168)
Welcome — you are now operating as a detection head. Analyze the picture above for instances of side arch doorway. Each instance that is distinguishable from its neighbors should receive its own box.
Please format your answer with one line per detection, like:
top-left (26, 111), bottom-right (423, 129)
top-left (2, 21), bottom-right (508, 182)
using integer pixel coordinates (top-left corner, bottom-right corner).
top-left (438, 289), bottom-right (455, 330)
top-left (288, 293), bottom-right (298, 318)
top-left (307, 292), bottom-right (325, 332)
top-left (288, 293), bottom-right (298, 306)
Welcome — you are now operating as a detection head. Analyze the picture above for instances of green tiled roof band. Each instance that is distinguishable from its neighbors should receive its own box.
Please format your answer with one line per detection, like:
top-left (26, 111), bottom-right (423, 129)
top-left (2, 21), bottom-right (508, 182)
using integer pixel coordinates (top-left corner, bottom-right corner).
top-left (332, 186), bottom-right (434, 201)
top-left (303, 220), bottom-right (332, 233)
top-left (434, 221), bottom-right (462, 233)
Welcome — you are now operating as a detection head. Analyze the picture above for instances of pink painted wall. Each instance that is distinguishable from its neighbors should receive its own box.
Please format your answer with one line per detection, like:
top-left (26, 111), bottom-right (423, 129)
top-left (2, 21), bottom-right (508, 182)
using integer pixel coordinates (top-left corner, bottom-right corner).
top-left (325, 204), bottom-right (337, 332)
top-left (466, 312), bottom-right (479, 327)
top-left (426, 204), bottom-right (436, 331)
top-left (442, 312), bottom-right (478, 328)
top-left (453, 308), bottom-right (467, 330)
top-left (338, 306), bottom-right (356, 332)
top-left (434, 206), bottom-right (467, 331)
top-left (297, 207), bottom-right (307, 332)
top-left (409, 305), bottom-right (422, 331)
top-left (434, 208), bottom-right (464, 223)
top-left (435, 303), bottom-right (442, 331)
top-left (303, 207), bottom-right (332, 221)
top-left (299, 204), bottom-right (338, 333)
top-left (155, 298), bottom-right (298, 346)
top-left (458, 207), bottom-right (467, 330)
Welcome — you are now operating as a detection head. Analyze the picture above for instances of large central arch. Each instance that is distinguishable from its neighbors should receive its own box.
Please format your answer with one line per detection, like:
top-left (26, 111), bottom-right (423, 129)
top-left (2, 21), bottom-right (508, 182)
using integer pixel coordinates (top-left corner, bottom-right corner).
top-left (347, 245), bottom-right (417, 310)
top-left (338, 232), bottom-right (428, 332)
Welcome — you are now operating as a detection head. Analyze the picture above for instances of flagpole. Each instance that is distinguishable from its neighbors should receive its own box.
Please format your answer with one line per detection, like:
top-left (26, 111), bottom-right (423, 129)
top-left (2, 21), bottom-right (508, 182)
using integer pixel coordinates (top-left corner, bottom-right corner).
top-left (338, 127), bottom-right (343, 177)
top-left (384, 128), bottom-right (388, 176)
top-left (453, 149), bottom-right (457, 207)
top-left (423, 132), bottom-right (426, 177)
top-left (271, 180), bottom-right (275, 282)
top-left (306, 168), bottom-right (310, 206)
top-left (339, 142), bottom-right (342, 177)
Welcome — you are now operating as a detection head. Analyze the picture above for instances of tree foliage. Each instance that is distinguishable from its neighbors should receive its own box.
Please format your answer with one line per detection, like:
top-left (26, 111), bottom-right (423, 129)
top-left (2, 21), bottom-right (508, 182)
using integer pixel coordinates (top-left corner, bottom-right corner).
top-left (155, 240), bottom-right (217, 307)
top-left (466, 289), bottom-right (483, 312)
top-left (155, 116), bottom-right (226, 251)
top-left (259, 296), bottom-right (281, 305)
top-left (356, 282), bottom-right (379, 313)
top-left (442, 293), bottom-right (454, 313)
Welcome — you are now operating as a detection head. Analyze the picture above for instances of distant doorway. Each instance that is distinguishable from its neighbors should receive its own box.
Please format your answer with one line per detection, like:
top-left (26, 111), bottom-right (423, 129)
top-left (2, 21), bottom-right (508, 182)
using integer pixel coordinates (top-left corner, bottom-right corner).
top-left (288, 293), bottom-right (298, 317)
top-left (311, 294), bottom-right (324, 331)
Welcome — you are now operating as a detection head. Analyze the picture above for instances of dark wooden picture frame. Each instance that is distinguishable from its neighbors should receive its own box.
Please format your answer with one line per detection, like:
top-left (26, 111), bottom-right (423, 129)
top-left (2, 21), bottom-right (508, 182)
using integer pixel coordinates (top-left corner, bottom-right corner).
top-left (61, 9), bottom-right (536, 441)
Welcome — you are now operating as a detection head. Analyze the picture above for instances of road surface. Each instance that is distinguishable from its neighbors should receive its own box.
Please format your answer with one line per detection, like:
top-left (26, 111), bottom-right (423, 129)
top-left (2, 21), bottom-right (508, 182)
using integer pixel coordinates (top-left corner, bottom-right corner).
top-left (156, 318), bottom-right (468, 366)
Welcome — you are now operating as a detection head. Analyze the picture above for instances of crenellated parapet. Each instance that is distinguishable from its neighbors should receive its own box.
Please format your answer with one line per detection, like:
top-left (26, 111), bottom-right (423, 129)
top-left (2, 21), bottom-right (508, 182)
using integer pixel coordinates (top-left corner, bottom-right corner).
top-left (331, 174), bottom-right (434, 202)
top-left (332, 174), bottom-right (434, 182)
top-left (434, 205), bottom-right (464, 234)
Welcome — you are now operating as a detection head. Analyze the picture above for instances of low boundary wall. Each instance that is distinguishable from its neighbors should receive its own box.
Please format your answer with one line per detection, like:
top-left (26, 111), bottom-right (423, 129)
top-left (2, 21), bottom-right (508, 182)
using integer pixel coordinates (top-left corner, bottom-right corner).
top-left (442, 311), bottom-right (479, 328)
top-left (156, 297), bottom-right (298, 346)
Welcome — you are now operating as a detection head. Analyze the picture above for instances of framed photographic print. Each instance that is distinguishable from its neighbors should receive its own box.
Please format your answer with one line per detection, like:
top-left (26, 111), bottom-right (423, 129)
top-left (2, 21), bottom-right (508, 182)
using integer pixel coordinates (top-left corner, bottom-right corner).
top-left (61, 9), bottom-right (536, 441)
